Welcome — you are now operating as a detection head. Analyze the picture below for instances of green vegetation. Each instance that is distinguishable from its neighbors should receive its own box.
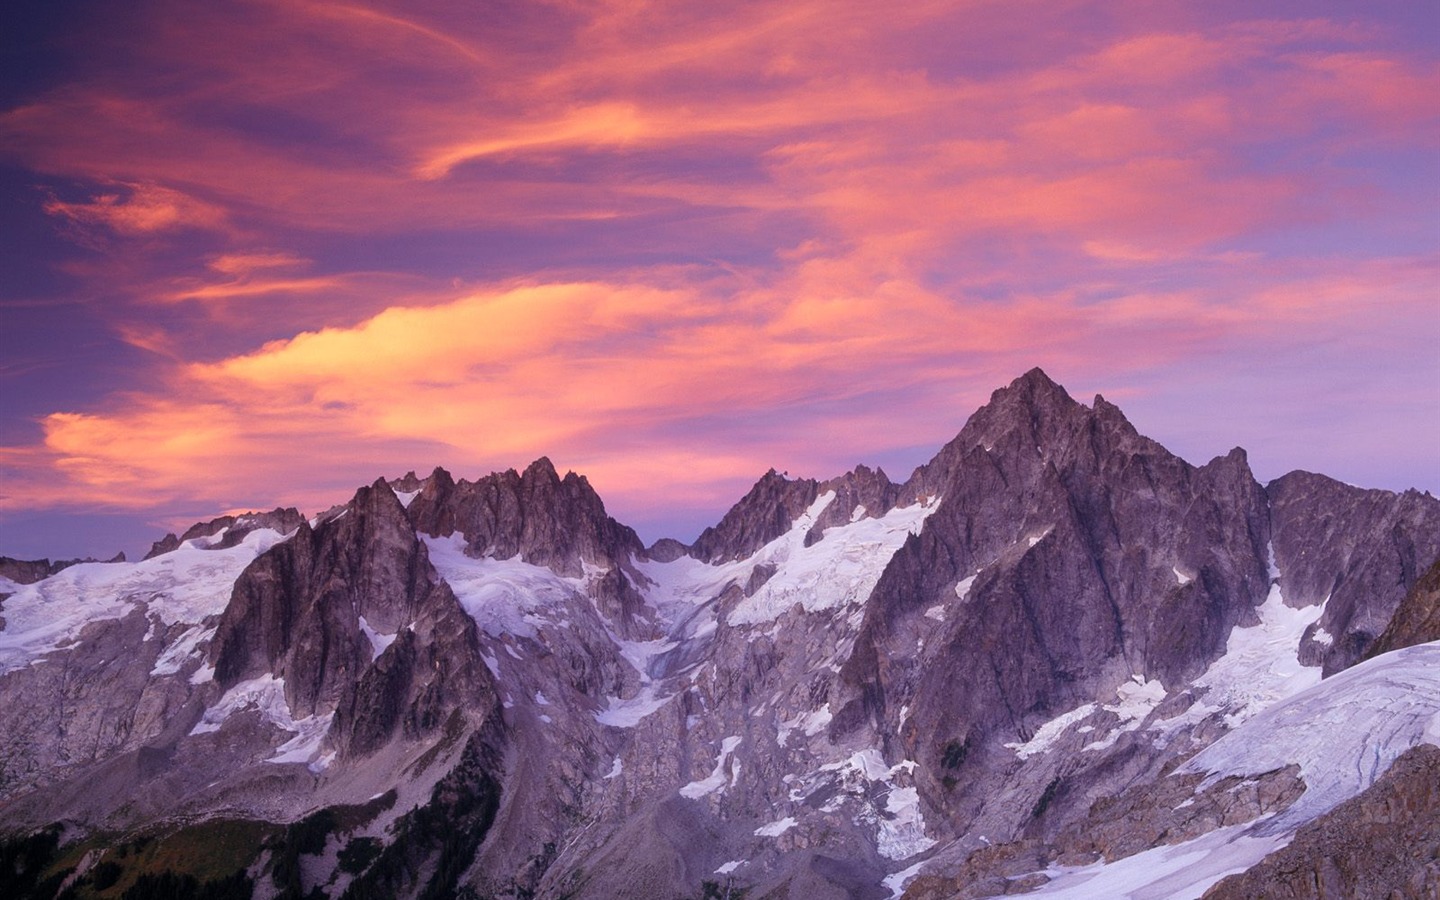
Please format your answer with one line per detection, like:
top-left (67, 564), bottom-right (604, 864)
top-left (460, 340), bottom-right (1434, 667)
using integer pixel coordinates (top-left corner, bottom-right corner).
top-left (941, 736), bottom-right (972, 769)
top-left (1031, 776), bottom-right (1062, 819)
top-left (341, 737), bottom-right (501, 900)
top-left (0, 826), bottom-right (68, 899)
top-left (337, 838), bottom-right (381, 876)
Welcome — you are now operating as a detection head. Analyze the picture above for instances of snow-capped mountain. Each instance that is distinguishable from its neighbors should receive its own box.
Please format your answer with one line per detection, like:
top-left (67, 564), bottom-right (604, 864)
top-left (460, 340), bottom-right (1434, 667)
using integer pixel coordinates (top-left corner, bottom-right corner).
top-left (1, 368), bottom-right (1437, 900)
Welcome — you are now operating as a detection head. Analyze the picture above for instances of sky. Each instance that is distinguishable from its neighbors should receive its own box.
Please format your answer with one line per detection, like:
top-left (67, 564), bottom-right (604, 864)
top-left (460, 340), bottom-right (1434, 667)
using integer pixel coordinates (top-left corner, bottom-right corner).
top-left (1, 0), bottom-right (1436, 560)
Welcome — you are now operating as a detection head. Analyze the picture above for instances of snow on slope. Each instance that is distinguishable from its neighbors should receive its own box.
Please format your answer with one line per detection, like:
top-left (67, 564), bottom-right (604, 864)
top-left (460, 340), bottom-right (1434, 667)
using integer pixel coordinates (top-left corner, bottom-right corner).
top-left (422, 533), bottom-right (585, 638)
top-left (633, 491), bottom-right (938, 629)
top-left (1182, 640), bottom-right (1440, 828)
top-left (0, 529), bottom-right (291, 673)
top-left (1158, 546), bottom-right (1325, 736)
top-left (190, 673), bottom-right (335, 771)
top-left (1027, 821), bottom-right (1290, 900)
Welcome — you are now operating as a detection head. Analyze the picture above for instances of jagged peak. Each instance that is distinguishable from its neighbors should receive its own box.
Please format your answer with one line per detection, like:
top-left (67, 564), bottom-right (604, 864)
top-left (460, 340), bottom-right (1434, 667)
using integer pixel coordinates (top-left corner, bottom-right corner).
top-left (523, 456), bottom-right (560, 482)
top-left (1003, 366), bottom-right (1072, 402)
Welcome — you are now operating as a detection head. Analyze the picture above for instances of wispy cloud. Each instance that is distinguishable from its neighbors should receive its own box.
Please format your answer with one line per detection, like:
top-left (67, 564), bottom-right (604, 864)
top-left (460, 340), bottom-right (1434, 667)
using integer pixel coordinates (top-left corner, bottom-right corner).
top-left (1, 0), bottom-right (1436, 549)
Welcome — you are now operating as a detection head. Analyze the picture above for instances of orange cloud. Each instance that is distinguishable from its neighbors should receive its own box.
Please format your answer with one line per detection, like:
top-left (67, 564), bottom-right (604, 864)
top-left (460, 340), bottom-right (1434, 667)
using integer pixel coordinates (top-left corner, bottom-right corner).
top-left (3, 1), bottom-right (1437, 543)
top-left (42, 182), bottom-right (226, 236)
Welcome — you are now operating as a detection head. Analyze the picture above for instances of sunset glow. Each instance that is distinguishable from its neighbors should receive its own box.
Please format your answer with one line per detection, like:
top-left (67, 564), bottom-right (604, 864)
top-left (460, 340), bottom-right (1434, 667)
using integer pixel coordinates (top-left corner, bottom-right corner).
top-left (2, 1), bottom-right (1436, 558)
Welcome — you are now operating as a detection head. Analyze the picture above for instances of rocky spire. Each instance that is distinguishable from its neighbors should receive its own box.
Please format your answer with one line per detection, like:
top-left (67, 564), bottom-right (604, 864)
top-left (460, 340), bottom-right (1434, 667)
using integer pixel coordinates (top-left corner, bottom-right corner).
top-left (210, 478), bottom-right (494, 755)
top-left (406, 459), bottom-right (643, 578)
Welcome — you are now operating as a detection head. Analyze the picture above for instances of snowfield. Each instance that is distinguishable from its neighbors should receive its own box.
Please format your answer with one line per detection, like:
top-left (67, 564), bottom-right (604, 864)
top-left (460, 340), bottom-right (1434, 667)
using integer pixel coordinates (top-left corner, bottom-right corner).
top-left (0, 528), bottom-right (291, 673)
top-left (1183, 639), bottom-right (1440, 828)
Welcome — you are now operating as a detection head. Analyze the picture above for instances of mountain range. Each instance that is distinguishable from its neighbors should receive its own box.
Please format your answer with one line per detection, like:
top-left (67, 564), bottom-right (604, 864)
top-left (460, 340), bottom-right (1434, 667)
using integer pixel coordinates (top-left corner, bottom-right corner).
top-left (1, 368), bottom-right (1437, 899)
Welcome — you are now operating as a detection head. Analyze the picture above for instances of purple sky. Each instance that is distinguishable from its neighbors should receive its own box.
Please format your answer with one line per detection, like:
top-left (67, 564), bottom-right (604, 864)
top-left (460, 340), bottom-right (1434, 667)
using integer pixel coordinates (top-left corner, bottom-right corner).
top-left (1, 0), bottom-right (1437, 560)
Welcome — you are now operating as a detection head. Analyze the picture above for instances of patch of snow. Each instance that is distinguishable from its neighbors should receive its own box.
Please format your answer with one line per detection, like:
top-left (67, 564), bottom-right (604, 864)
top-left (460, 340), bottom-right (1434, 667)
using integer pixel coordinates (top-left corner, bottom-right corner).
top-left (1182, 640), bottom-right (1440, 828)
top-left (883, 859), bottom-right (929, 899)
top-left (270, 711), bottom-right (336, 772)
top-left (802, 704), bottom-right (832, 736)
top-left (1173, 566), bottom-right (1193, 586)
top-left (1155, 546), bottom-right (1324, 735)
top-left (191, 673), bottom-right (291, 735)
top-left (0, 528), bottom-right (291, 673)
top-left (422, 533), bottom-right (583, 638)
top-left (1007, 704), bottom-right (1098, 760)
top-left (1028, 821), bottom-right (1290, 899)
top-left (755, 816), bottom-right (797, 837)
top-left (538, 714), bottom-right (553, 724)
top-left (605, 757), bottom-right (623, 779)
top-left (357, 616), bottom-right (398, 661)
top-left (595, 683), bottom-right (671, 727)
top-left (955, 573), bottom-right (977, 600)
top-left (636, 493), bottom-right (937, 629)
top-left (1312, 627), bottom-right (1333, 647)
top-left (189, 662), bottom-right (215, 685)
top-left (150, 623), bottom-right (217, 677)
top-left (611, 635), bottom-right (678, 684)
top-left (876, 786), bottom-right (937, 860)
top-left (851, 504), bottom-right (868, 522)
top-left (716, 861), bottom-right (744, 875)
top-left (1083, 676), bottom-right (1168, 752)
top-left (534, 690), bottom-right (550, 706)
top-left (188, 674), bottom-right (335, 771)
top-left (680, 736), bottom-right (742, 799)
top-left (394, 489), bottom-right (420, 508)
top-left (924, 603), bottom-right (946, 621)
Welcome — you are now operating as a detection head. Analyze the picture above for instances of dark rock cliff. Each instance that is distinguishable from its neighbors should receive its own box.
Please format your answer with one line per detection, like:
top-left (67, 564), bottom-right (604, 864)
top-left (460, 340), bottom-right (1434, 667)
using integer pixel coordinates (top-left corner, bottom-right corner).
top-left (1365, 555), bottom-right (1440, 658)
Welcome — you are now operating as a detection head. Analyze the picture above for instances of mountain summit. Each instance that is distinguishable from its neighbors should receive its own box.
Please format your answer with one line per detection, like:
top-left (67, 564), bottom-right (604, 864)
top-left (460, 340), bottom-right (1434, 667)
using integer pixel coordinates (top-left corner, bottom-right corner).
top-left (0, 370), bottom-right (1436, 899)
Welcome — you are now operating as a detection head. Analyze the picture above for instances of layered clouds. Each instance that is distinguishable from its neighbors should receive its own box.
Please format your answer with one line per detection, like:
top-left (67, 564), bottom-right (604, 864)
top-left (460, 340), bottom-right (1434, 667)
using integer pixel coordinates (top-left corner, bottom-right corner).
top-left (1, 0), bottom-right (1436, 554)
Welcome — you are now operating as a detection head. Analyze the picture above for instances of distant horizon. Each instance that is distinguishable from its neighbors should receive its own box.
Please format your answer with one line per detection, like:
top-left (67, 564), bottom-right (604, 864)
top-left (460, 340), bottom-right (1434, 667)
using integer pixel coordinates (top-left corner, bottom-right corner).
top-left (3, 3), bottom-right (1436, 561)
top-left (5, 369), bottom-right (1435, 562)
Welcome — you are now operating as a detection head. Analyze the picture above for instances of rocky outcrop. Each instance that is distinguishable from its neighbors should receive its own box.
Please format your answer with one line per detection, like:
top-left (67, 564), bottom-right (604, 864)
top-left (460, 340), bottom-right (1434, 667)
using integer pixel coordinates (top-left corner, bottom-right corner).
top-left (0, 553), bottom-right (125, 585)
top-left (1268, 473), bottom-right (1440, 674)
top-left (0, 558), bottom-right (61, 586)
top-left (210, 480), bottom-right (494, 755)
top-left (143, 507), bottom-right (306, 560)
top-left (1365, 556), bottom-right (1440, 658)
top-left (1203, 742), bottom-right (1440, 900)
top-left (406, 459), bottom-right (643, 576)
top-left (805, 464), bottom-right (901, 545)
top-left (689, 468), bottom-right (823, 563)
top-left (406, 459), bottom-right (653, 637)
top-left (689, 463), bottom-right (901, 563)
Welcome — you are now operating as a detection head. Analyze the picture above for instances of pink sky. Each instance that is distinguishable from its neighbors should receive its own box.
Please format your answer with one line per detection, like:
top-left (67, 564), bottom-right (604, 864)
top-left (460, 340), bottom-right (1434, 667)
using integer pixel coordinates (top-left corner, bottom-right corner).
top-left (1, 0), bottom-right (1436, 558)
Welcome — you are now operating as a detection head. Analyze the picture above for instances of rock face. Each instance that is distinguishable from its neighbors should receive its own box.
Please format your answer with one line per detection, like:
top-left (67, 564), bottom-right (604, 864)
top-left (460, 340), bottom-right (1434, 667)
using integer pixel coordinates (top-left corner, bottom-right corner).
top-left (1365, 556), bottom-right (1440, 659)
top-left (1268, 473), bottom-right (1440, 674)
top-left (406, 458), bottom-right (642, 577)
top-left (211, 480), bottom-right (493, 754)
top-left (834, 370), bottom-right (1275, 833)
top-left (0, 368), bottom-right (1436, 900)
top-left (690, 464), bottom-right (901, 563)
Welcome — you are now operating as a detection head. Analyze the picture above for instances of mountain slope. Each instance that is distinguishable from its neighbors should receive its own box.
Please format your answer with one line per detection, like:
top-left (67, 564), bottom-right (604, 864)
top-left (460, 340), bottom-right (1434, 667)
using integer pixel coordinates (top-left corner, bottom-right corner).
top-left (0, 368), bottom-right (1436, 900)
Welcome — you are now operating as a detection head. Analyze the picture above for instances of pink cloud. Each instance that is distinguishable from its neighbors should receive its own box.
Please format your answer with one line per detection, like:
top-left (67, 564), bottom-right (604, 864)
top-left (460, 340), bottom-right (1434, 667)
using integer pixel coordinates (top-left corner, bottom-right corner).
top-left (2, 1), bottom-right (1435, 539)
